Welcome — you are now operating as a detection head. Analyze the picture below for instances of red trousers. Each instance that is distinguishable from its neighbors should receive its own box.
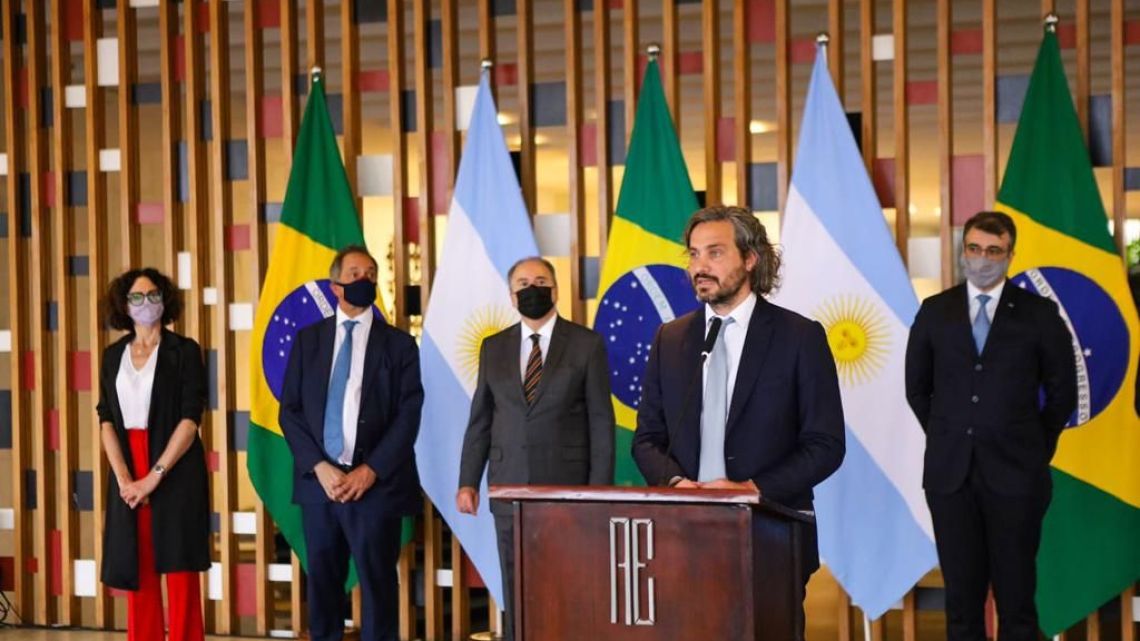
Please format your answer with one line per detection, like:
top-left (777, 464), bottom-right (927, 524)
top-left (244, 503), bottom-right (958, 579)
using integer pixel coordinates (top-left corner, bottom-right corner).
top-left (126, 429), bottom-right (204, 641)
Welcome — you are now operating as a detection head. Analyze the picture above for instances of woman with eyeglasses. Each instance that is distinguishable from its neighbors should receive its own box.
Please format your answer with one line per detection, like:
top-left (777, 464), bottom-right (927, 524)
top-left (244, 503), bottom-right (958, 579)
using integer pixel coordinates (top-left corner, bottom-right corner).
top-left (96, 268), bottom-right (209, 641)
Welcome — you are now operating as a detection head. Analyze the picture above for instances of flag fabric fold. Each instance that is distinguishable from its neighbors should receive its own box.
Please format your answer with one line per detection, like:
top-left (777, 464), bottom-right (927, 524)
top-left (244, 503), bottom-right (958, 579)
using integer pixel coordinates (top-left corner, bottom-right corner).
top-left (997, 29), bottom-right (1140, 635)
top-left (770, 49), bottom-right (938, 619)
top-left (593, 59), bottom-right (701, 486)
top-left (415, 71), bottom-right (540, 606)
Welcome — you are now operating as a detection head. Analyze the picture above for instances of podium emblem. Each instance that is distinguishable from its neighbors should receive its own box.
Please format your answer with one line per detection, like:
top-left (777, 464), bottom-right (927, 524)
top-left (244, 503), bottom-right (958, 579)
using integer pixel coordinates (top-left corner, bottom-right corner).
top-left (609, 517), bottom-right (656, 626)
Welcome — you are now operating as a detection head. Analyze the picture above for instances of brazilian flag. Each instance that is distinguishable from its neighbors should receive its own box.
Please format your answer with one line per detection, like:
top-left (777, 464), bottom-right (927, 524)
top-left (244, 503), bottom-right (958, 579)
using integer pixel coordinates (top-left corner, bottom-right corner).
top-left (594, 60), bottom-right (700, 485)
top-left (997, 28), bottom-right (1140, 634)
top-left (247, 73), bottom-right (411, 585)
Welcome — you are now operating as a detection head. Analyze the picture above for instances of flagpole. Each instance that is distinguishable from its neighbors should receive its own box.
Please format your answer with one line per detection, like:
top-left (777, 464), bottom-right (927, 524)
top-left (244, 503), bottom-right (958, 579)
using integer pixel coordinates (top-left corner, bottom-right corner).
top-left (816, 31), bottom-right (830, 50)
top-left (1044, 12), bottom-right (1059, 31)
top-left (311, 65), bottom-right (322, 81)
top-left (647, 43), bottom-right (660, 60)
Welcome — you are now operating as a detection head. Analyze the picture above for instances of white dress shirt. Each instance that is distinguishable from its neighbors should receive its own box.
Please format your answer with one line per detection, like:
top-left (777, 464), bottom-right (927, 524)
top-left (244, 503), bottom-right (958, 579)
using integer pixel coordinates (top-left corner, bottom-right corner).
top-left (967, 279), bottom-right (1005, 324)
top-left (329, 307), bottom-right (374, 465)
top-left (117, 340), bottom-right (160, 430)
top-left (519, 315), bottom-right (557, 382)
top-left (702, 292), bottom-right (757, 405)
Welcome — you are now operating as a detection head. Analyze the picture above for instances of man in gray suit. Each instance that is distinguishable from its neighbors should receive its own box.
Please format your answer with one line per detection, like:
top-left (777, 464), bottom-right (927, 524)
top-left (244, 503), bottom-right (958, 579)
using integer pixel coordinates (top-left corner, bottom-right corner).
top-left (456, 256), bottom-right (615, 641)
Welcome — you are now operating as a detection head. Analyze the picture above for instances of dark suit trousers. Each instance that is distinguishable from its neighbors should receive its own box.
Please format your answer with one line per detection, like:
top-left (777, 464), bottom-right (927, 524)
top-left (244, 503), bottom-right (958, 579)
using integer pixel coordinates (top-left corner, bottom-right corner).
top-left (494, 514), bottom-right (517, 641)
top-left (301, 501), bottom-right (402, 641)
top-left (926, 464), bottom-right (1050, 641)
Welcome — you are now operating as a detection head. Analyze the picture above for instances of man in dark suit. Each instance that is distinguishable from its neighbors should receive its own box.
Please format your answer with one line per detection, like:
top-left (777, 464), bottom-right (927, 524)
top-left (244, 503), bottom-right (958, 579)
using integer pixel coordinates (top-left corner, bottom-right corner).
top-left (632, 206), bottom-right (845, 639)
top-left (906, 211), bottom-right (1077, 641)
top-left (456, 256), bottom-right (615, 641)
top-left (279, 245), bottom-right (423, 641)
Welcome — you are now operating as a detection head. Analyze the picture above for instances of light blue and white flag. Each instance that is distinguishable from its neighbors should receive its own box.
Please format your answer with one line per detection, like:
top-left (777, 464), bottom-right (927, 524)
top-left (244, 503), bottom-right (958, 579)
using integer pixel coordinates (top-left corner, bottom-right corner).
top-left (770, 47), bottom-right (938, 618)
top-left (415, 71), bottom-right (539, 606)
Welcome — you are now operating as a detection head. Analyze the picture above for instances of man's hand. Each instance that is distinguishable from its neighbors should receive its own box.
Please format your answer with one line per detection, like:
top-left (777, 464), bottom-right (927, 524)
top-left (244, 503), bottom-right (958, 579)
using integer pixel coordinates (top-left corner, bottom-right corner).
top-left (334, 465), bottom-right (378, 502)
top-left (673, 478), bottom-right (702, 489)
top-left (456, 487), bottom-right (479, 515)
top-left (701, 478), bottom-right (760, 494)
top-left (314, 462), bottom-right (347, 501)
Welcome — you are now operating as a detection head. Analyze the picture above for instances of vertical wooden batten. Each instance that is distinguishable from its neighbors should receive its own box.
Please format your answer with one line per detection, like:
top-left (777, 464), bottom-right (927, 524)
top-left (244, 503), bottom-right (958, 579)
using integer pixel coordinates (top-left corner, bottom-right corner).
top-left (160, 0), bottom-right (183, 282)
top-left (82, 0), bottom-right (111, 626)
top-left (516, 0), bottom-right (536, 214)
top-left (982, 0), bottom-right (997, 207)
top-left (2, 0), bottom-right (30, 623)
top-left (893, 0), bottom-right (909, 261)
top-left (206, 0), bottom-right (237, 633)
top-left (733, 0), bottom-right (751, 208)
top-left (1110, 0), bottom-right (1125, 256)
top-left (49, 0), bottom-right (78, 624)
top-left (859, 0), bottom-right (876, 173)
top-left (829, 0), bottom-right (845, 102)
top-left (938, 0), bottom-right (954, 288)
top-left (280, 0), bottom-right (299, 162)
top-left (593, 0), bottom-right (613, 251)
top-left (117, 0), bottom-right (140, 272)
top-left (775, 0), bottom-right (791, 213)
top-left (623, 0), bottom-right (638, 142)
top-left (413, 0), bottom-right (434, 307)
top-left (702, 0), bottom-right (721, 203)
top-left (243, 0), bottom-right (272, 630)
top-left (341, 0), bottom-right (362, 217)
top-left (565, 0), bottom-right (585, 322)
top-left (1076, 0), bottom-right (1090, 142)
top-left (662, 0), bottom-right (679, 124)
top-left (25, 0), bottom-right (55, 623)
top-left (388, 0), bottom-right (409, 331)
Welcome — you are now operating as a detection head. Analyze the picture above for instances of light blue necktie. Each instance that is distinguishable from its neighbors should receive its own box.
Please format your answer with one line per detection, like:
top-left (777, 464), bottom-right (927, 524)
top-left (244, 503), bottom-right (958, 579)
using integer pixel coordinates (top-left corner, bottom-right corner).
top-left (972, 294), bottom-right (991, 354)
top-left (699, 316), bottom-right (734, 481)
top-left (323, 320), bottom-right (358, 460)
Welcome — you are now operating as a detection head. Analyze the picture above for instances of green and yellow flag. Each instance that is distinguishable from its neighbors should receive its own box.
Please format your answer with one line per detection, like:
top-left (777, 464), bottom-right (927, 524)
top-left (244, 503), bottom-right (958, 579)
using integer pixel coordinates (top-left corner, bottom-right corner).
top-left (997, 29), bottom-right (1140, 634)
top-left (593, 60), bottom-right (700, 485)
top-left (247, 73), bottom-right (406, 580)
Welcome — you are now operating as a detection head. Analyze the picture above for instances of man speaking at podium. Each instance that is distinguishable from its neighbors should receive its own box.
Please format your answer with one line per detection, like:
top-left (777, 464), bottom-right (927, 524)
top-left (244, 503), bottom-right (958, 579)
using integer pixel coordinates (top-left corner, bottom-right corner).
top-left (632, 206), bottom-right (846, 637)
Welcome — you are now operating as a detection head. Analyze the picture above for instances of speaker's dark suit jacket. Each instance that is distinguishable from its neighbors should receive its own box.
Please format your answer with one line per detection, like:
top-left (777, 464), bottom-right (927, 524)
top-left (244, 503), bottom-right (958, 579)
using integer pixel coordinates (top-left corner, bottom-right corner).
top-left (905, 282), bottom-right (1077, 496)
top-left (632, 296), bottom-right (846, 571)
top-left (279, 313), bottom-right (423, 514)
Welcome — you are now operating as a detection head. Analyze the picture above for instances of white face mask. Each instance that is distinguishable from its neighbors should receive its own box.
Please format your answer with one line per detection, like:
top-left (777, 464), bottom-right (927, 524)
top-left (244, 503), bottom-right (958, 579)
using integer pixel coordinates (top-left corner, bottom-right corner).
top-left (960, 254), bottom-right (1010, 290)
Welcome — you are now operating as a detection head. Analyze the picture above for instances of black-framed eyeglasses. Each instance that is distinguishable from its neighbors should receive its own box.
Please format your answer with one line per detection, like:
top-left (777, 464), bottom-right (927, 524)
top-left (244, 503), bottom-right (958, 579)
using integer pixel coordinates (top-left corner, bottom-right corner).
top-left (126, 291), bottom-right (163, 306)
top-left (964, 243), bottom-right (1009, 259)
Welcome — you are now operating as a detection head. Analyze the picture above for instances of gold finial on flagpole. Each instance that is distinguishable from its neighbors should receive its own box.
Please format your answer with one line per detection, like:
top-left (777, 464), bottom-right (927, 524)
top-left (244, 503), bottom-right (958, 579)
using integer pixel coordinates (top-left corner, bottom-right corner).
top-left (481, 58), bottom-right (494, 70)
top-left (816, 32), bottom-right (830, 45)
top-left (1044, 13), bottom-right (1059, 32)
top-left (647, 43), bottom-right (661, 60)
top-left (311, 66), bottom-right (322, 81)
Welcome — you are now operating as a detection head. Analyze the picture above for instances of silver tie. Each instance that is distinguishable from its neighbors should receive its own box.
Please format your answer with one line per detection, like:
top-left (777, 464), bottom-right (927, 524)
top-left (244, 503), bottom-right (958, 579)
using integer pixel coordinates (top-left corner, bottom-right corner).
top-left (699, 317), bottom-right (734, 481)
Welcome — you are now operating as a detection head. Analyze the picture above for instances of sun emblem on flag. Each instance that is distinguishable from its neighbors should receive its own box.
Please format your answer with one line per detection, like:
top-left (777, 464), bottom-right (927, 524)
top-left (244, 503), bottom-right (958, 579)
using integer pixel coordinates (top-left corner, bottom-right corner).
top-left (814, 295), bottom-right (891, 386)
top-left (457, 304), bottom-right (517, 386)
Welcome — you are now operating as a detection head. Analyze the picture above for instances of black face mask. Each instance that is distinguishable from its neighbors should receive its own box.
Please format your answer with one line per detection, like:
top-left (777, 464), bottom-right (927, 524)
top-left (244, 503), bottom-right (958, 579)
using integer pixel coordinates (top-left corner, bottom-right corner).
top-left (516, 285), bottom-right (555, 320)
top-left (337, 278), bottom-right (378, 308)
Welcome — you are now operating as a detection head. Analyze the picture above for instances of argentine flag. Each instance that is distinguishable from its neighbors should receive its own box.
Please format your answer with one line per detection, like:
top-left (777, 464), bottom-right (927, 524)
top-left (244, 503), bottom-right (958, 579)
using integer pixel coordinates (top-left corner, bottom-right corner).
top-left (770, 46), bottom-right (938, 618)
top-left (415, 70), bottom-right (539, 606)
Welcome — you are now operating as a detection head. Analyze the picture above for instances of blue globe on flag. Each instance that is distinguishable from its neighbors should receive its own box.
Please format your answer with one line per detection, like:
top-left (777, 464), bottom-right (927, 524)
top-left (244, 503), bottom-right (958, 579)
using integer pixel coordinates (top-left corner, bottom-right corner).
top-left (1011, 266), bottom-right (1129, 426)
top-left (262, 279), bottom-right (383, 401)
top-left (595, 264), bottom-right (700, 409)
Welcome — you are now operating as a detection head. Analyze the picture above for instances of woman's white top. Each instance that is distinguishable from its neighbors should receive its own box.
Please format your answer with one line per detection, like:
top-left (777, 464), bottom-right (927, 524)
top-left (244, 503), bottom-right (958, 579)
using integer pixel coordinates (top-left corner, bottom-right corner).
top-left (117, 340), bottom-right (159, 430)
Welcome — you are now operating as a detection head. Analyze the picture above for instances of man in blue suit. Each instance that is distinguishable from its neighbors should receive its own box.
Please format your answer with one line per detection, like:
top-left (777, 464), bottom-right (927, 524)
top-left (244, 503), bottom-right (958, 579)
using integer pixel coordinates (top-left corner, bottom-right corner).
top-left (632, 206), bottom-right (845, 638)
top-left (280, 245), bottom-right (423, 641)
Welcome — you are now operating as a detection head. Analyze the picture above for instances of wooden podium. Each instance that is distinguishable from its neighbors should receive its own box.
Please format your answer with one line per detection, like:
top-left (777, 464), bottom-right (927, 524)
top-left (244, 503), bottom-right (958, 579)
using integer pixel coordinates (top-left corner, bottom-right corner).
top-left (488, 485), bottom-right (813, 641)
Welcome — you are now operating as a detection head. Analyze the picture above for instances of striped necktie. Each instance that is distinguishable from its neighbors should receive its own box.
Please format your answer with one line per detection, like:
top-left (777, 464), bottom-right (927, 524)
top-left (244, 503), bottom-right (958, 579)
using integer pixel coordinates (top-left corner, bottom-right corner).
top-left (523, 333), bottom-right (543, 405)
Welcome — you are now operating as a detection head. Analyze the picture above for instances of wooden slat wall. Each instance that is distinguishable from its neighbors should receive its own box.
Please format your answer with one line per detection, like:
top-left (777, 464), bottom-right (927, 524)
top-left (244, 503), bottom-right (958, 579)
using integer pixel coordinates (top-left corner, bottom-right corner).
top-left (938, 0), bottom-right (953, 288)
top-left (2, 0), bottom-right (30, 623)
top-left (207, 0), bottom-right (237, 632)
top-left (82, 0), bottom-right (111, 627)
top-left (893, 0), bottom-right (909, 260)
top-left (48, 0), bottom-right (77, 624)
top-left (594, 0), bottom-right (613, 251)
top-left (117, 0), bottom-right (140, 273)
top-left (24, 0), bottom-right (53, 623)
top-left (733, 0), bottom-right (750, 208)
top-left (860, 0), bottom-right (876, 173)
top-left (2, 1), bottom-right (1139, 638)
top-left (702, 0), bottom-right (721, 202)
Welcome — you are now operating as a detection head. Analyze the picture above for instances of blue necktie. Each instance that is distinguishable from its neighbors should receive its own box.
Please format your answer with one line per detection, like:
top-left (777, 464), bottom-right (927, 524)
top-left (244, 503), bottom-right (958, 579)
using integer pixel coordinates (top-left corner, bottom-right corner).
top-left (323, 320), bottom-right (358, 460)
top-left (699, 316), bottom-right (734, 481)
top-left (972, 294), bottom-right (991, 354)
